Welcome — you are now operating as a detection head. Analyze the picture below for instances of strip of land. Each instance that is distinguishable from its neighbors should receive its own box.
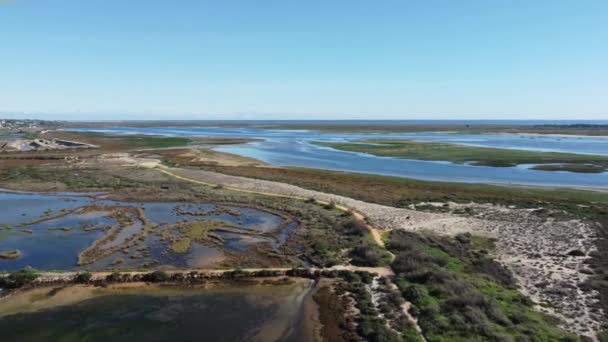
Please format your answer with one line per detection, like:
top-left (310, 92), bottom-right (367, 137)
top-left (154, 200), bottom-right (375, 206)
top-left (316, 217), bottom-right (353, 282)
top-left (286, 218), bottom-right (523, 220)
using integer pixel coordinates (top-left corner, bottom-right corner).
top-left (314, 139), bottom-right (608, 172)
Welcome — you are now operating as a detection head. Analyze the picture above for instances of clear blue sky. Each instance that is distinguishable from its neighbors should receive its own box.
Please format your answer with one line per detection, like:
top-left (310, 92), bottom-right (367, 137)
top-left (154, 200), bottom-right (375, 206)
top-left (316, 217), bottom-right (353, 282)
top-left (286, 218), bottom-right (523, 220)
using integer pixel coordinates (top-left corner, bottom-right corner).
top-left (1, 0), bottom-right (607, 120)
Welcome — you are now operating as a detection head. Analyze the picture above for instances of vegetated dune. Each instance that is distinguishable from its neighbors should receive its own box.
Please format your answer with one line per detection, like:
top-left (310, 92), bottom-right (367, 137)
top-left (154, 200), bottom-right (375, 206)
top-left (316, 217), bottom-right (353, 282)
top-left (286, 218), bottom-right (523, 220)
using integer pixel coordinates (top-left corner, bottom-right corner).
top-left (159, 166), bottom-right (603, 338)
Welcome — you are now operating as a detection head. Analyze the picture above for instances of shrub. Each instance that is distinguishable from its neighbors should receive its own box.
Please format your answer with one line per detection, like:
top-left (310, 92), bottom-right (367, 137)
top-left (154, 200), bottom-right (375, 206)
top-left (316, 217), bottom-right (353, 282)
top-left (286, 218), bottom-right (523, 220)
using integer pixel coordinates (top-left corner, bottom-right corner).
top-left (323, 201), bottom-right (336, 210)
top-left (442, 291), bottom-right (486, 311)
top-left (402, 285), bottom-right (429, 305)
top-left (355, 271), bottom-right (374, 284)
top-left (224, 269), bottom-right (251, 279)
top-left (350, 245), bottom-right (389, 267)
top-left (106, 271), bottom-right (122, 282)
top-left (388, 229), bottom-right (573, 341)
top-left (340, 218), bottom-right (367, 236)
top-left (0, 268), bottom-right (40, 289)
top-left (142, 270), bottom-right (170, 282)
top-left (597, 330), bottom-right (608, 342)
top-left (385, 289), bottom-right (405, 307)
top-left (350, 245), bottom-right (381, 266)
top-left (466, 257), bottom-right (516, 288)
top-left (74, 272), bottom-right (93, 284)
top-left (337, 270), bottom-right (361, 283)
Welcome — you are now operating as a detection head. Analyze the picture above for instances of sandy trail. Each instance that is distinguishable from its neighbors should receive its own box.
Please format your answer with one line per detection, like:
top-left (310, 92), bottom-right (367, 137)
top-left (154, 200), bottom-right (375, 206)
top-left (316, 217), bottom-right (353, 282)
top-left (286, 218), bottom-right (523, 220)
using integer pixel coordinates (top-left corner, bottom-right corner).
top-left (21, 265), bottom-right (394, 284)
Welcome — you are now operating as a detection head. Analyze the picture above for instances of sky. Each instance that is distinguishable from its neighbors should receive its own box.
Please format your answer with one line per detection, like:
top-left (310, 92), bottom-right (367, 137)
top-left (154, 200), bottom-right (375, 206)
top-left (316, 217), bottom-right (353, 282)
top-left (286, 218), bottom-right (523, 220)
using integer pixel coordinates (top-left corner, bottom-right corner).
top-left (0, 0), bottom-right (607, 120)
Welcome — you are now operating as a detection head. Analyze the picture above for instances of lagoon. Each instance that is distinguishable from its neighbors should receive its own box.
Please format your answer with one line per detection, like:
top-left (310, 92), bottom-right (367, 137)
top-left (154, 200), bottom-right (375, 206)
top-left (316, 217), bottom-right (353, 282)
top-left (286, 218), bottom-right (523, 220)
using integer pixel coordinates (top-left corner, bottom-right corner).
top-left (72, 127), bottom-right (608, 188)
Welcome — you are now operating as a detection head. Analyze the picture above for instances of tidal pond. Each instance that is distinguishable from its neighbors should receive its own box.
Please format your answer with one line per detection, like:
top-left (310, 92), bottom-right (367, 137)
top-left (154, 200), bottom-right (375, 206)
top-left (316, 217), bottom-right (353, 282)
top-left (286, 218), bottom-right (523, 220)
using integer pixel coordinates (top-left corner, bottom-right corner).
top-left (0, 191), bottom-right (296, 271)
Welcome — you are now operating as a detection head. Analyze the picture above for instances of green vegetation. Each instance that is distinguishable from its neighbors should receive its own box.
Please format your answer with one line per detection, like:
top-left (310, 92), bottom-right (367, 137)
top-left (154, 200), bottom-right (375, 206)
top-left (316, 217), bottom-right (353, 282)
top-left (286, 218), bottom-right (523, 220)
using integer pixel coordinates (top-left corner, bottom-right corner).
top-left (313, 286), bottom-right (359, 342)
top-left (314, 139), bottom-right (608, 171)
top-left (162, 220), bottom-right (249, 254)
top-left (177, 221), bottom-right (215, 240)
top-left (47, 131), bottom-right (255, 153)
top-left (58, 131), bottom-right (192, 150)
top-left (388, 231), bottom-right (577, 341)
top-left (346, 281), bottom-right (403, 342)
top-left (169, 237), bottom-right (192, 254)
top-left (2, 161), bottom-right (606, 337)
top-left (349, 232), bottom-right (393, 267)
top-left (0, 165), bottom-right (179, 192)
top-left (0, 164), bottom-right (374, 269)
top-left (142, 270), bottom-right (171, 282)
top-left (189, 164), bottom-right (608, 332)
top-left (0, 227), bottom-right (16, 242)
top-left (74, 272), bottom-right (93, 284)
top-left (196, 164), bottom-right (608, 209)
top-left (23, 132), bottom-right (39, 140)
top-left (320, 271), bottom-right (417, 341)
top-left (303, 214), bottom-right (380, 267)
top-left (531, 164), bottom-right (607, 173)
top-left (0, 268), bottom-right (40, 289)
top-left (117, 135), bottom-right (191, 149)
top-left (265, 122), bottom-right (608, 136)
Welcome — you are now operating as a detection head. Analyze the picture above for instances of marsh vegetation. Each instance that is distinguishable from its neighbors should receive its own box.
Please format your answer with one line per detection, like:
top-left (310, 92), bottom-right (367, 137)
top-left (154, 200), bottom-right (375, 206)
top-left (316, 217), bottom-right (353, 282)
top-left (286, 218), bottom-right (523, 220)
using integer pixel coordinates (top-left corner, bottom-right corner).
top-left (315, 139), bottom-right (608, 172)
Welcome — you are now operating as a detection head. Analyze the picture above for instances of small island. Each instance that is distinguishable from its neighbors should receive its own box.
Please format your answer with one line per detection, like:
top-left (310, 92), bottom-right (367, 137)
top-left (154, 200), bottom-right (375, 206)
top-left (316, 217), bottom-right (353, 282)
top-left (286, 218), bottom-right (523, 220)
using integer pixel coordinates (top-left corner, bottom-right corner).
top-left (0, 249), bottom-right (21, 260)
top-left (315, 139), bottom-right (608, 173)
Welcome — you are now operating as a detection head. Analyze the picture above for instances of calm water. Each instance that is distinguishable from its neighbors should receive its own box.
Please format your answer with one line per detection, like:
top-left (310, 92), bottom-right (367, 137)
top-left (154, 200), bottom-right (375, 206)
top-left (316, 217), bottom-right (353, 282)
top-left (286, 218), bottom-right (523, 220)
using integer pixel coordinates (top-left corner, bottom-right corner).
top-left (0, 191), bottom-right (293, 271)
top-left (0, 283), bottom-right (314, 342)
top-left (72, 126), bottom-right (608, 188)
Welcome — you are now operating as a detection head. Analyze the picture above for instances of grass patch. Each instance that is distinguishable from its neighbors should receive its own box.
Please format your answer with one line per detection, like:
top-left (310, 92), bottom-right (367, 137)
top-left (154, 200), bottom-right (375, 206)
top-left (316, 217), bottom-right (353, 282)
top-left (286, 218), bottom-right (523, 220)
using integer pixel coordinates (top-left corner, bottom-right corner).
top-left (0, 165), bottom-right (170, 191)
top-left (54, 131), bottom-right (192, 150)
top-left (117, 136), bottom-right (191, 149)
top-left (162, 220), bottom-right (234, 254)
top-left (469, 236), bottom-right (496, 253)
top-left (0, 227), bottom-right (16, 242)
top-left (170, 237), bottom-right (192, 254)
